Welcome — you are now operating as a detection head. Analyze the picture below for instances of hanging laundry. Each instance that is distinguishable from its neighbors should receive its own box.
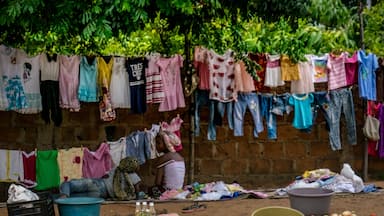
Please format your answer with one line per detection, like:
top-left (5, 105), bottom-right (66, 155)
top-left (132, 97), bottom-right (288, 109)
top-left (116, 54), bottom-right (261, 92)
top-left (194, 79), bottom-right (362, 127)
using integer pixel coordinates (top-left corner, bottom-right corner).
top-left (0, 149), bottom-right (24, 182)
top-left (146, 54), bottom-right (165, 104)
top-left (97, 56), bottom-right (114, 89)
top-left (157, 54), bottom-right (186, 112)
top-left (258, 93), bottom-right (277, 139)
top-left (377, 58), bottom-right (384, 102)
top-left (290, 55), bottom-right (315, 94)
top-left (59, 55), bottom-right (81, 111)
top-left (366, 101), bottom-right (381, 157)
top-left (0, 45), bottom-right (27, 111)
top-left (194, 46), bottom-right (210, 90)
top-left (311, 54), bottom-right (328, 83)
top-left (126, 131), bottom-right (151, 165)
top-left (248, 53), bottom-right (270, 92)
top-left (108, 137), bottom-right (127, 168)
top-left (78, 56), bottom-right (98, 102)
top-left (40, 53), bottom-right (62, 126)
top-left (97, 56), bottom-right (116, 121)
top-left (264, 54), bottom-right (284, 87)
top-left (194, 89), bottom-right (222, 140)
top-left (145, 124), bottom-right (161, 159)
top-left (233, 61), bottom-right (256, 97)
top-left (82, 142), bottom-right (112, 178)
top-left (326, 87), bottom-right (357, 151)
top-left (358, 49), bottom-right (379, 101)
top-left (327, 52), bottom-right (348, 90)
top-left (288, 93), bottom-right (314, 130)
top-left (207, 50), bottom-right (235, 102)
top-left (21, 151), bottom-right (36, 188)
top-left (15, 50), bottom-right (42, 114)
top-left (161, 115), bottom-right (184, 152)
top-left (377, 105), bottom-right (384, 158)
top-left (35, 150), bottom-right (60, 190)
top-left (110, 57), bottom-right (130, 108)
top-left (57, 147), bottom-right (84, 182)
top-left (0, 45), bottom-right (11, 110)
top-left (126, 57), bottom-right (148, 113)
top-left (233, 92), bottom-right (264, 137)
top-left (280, 54), bottom-right (300, 81)
top-left (345, 51), bottom-right (358, 86)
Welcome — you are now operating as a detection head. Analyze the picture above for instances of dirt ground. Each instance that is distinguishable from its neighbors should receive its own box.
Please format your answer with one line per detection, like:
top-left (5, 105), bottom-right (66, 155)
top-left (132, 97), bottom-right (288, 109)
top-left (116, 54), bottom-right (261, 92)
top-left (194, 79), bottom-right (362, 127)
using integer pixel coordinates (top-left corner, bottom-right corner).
top-left (1, 183), bottom-right (384, 216)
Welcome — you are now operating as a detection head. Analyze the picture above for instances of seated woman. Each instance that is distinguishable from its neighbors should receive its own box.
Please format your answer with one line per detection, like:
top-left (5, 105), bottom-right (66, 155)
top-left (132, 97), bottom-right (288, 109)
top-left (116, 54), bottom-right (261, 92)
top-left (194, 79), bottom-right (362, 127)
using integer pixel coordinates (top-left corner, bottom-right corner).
top-left (153, 130), bottom-right (186, 192)
top-left (59, 156), bottom-right (142, 200)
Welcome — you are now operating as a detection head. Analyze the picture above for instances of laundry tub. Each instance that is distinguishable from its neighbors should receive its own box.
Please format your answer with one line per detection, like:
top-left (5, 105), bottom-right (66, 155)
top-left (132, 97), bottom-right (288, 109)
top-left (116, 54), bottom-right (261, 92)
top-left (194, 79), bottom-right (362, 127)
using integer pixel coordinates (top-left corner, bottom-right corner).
top-left (55, 197), bottom-right (104, 216)
top-left (287, 188), bottom-right (334, 216)
top-left (251, 206), bottom-right (304, 216)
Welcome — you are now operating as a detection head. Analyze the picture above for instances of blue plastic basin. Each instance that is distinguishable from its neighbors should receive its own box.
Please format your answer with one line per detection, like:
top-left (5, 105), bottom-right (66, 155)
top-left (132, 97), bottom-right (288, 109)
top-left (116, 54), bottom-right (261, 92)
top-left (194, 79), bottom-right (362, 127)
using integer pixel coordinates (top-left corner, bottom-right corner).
top-left (55, 197), bottom-right (104, 216)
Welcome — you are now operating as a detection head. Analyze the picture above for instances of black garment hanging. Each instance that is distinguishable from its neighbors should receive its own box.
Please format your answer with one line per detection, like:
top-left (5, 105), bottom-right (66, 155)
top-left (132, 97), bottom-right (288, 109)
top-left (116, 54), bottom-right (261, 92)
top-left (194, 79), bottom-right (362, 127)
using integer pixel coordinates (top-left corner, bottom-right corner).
top-left (40, 80), bottom-right (62, 126)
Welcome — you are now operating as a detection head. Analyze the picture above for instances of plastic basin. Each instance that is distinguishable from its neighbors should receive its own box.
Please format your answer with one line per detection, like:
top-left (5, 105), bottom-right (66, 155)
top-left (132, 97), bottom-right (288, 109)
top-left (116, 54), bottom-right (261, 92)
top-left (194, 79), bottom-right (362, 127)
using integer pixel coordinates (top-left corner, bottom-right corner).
top-left (55, 197), bottom-right (104, 216)
top-left (251, 206), bottom-right (304, 216)
top-left (287, 188), bottom-right (334, 216)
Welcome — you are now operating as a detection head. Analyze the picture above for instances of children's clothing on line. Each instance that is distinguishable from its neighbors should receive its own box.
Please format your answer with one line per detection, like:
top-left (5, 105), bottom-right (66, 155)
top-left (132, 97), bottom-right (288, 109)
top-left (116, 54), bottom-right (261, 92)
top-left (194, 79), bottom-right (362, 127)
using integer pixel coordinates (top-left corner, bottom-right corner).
top-left (59, 55), bottom-right (81, 111)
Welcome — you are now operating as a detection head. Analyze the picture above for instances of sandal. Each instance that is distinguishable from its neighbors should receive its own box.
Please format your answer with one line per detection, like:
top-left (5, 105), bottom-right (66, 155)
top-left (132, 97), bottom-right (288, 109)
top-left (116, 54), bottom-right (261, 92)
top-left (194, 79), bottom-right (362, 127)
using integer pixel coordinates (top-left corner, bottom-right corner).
top-left (181, 202), bottom-right (207, 213)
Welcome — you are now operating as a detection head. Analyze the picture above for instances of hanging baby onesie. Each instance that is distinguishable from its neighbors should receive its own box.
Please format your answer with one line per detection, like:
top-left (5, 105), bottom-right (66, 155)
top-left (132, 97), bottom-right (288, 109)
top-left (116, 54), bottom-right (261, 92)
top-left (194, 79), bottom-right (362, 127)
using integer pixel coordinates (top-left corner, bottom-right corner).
top-left (207, 50), bottom-right (235, 102)
top-left (311, 54), bottom-right (328, 83)
top-left (161, 115), bottom-right (184, 152)
top-left (40, 53), bottom-right (62, 126)
top-left (194, 46), bottom-right (210, 90)
top-left (15, 50), bottom-right (42, 114)
top-left (358, 49), bottom-right (379, 101)
top-left (35, 150), bottom-right (60, 190)
top-left (0, 45), bottom-right (27, 111)
top-left (157, 54), bottom-right (186, 111)
top-left (290, 55), bottom-right (315, 94)
top-left (78, 56), bottom-right (98, 102)
top-left (110, 57), bottom-right (130, 108)
top-left (146, 55), bottom-right (165, 104)
top-left (97, 56), bottom-right (116, 121)
top-left (0, 149), bottom-right (24, 182)
top-left (82, 142), bottom-right (112, 178)
top-left (264, 54), bottom-right (284, 87)
top-left (21, 151), bottom-right (36, 188)
top-left (126, 57), bottom-right (148, 113)
top-left (288, 93), bottom-right (314, 130)
top-left (327, 52), bottom-right (348, 90)
top-left (280, 54), bottom-right (300, 81)
top-left (57, 147), bottom-right (84, 182)
top-left (59, 55), bottom-right (81, 111)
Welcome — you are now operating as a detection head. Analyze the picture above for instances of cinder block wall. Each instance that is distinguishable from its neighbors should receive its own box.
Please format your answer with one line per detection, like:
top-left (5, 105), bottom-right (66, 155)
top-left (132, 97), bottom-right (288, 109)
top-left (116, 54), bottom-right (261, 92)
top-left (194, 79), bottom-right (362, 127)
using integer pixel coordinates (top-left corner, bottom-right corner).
top-left (0, 88), bottom-right (383, 201)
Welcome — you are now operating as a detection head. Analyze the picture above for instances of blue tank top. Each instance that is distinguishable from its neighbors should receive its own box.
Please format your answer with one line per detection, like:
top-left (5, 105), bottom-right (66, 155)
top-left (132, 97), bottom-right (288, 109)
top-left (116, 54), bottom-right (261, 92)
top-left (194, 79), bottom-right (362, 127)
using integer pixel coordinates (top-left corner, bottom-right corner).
top-left (78, 56), bottom-right (98, 102)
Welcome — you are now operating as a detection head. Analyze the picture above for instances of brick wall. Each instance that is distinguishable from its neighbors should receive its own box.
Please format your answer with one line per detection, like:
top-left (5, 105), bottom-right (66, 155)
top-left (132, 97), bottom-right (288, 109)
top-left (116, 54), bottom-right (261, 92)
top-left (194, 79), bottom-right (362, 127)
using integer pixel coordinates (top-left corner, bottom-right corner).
top-left (1, 88), bottom-right (384, 201)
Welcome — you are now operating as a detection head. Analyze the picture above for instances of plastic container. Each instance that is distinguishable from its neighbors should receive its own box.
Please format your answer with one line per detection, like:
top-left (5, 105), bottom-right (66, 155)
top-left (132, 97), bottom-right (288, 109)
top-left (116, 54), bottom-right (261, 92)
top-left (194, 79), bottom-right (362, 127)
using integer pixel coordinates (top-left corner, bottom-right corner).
top-left (7, 191), bottom-right (55, 216)
top-left (287, 188), bottom-right (334, 216)
top-left (55, 197), bottom-right (104, 216)
top-left (251, 206), bottom-right (304, 216)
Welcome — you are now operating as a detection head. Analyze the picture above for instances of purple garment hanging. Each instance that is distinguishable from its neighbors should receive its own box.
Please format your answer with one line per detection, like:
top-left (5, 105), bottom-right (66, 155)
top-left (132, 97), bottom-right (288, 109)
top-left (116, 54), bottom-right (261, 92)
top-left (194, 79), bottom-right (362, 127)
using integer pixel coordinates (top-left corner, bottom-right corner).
top-left (82, 142), bottom-right (112, 178)
top-left (378, 105), bottom-right (384, 158)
